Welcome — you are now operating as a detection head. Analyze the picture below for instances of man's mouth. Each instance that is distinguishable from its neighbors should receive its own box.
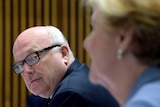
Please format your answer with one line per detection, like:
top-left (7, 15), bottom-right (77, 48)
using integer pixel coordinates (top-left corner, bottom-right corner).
top-left (30, 77), bottom-right (41, 84)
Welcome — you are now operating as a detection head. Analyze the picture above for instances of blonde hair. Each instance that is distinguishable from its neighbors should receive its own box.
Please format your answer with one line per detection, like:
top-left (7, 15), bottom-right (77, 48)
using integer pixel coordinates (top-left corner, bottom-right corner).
top-left (86, 0), bottom-right (160, 28)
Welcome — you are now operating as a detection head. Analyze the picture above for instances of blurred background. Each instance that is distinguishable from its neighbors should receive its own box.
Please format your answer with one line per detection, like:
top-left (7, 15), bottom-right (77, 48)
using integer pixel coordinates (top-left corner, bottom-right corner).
top-left (0, 0), bottom-right (91, 107)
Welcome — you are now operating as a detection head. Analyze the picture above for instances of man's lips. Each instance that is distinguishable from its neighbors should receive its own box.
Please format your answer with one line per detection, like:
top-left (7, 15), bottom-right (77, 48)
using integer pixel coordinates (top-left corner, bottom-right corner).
top-left (30, 77), bottom-right (41, 84)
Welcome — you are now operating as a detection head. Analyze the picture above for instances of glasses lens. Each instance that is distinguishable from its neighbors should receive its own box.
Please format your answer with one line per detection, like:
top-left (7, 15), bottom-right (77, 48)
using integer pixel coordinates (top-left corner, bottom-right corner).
top-left (13, 62), bottom-right (24, 74)
top-left (13, 53), bottom-right (39, 74)
top-left (25, 53), bottom-right (40, 66)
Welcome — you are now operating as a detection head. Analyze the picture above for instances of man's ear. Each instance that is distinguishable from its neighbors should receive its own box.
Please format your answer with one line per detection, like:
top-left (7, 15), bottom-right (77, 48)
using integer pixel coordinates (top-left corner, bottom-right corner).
top-left (118, 26), bottom-right (134, 52)
top-left (61, 45), bottom-right (69, 65)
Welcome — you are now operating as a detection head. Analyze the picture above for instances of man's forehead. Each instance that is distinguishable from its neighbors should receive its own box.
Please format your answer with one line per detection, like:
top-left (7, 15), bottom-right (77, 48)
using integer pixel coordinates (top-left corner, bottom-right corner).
top-left (13, 33), bottom-right (51, 61)
top-left (16, 29), bottom-right (51, 46)
top-left (13, 43), bottom-right (39, 62)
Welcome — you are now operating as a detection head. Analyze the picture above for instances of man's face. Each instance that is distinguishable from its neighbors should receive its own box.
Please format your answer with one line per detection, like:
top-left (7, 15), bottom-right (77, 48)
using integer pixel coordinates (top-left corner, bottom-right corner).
top-left (13, 27), bottom-right (67, 98)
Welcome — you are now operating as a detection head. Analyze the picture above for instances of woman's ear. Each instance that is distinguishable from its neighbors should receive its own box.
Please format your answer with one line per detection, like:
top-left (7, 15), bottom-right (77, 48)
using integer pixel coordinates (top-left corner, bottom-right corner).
top-left (118, 26), bottom-right (134, 52)
top-left (61, 45), bottom-right (69, 65)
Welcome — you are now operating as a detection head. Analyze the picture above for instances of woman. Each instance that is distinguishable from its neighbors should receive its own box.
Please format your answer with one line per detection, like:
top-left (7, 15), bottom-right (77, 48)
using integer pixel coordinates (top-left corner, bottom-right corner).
top-left (83, 0), bottom-right (160, 107)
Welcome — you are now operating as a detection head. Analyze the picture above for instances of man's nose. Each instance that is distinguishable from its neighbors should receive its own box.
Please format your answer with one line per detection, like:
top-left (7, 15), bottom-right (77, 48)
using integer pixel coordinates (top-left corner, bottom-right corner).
top-left (23, 63), bottom-right (34, 73)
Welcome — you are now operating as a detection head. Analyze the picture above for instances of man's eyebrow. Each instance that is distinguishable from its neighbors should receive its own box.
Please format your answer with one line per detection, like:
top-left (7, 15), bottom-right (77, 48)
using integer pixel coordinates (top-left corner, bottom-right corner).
top-left (14, 49), bottom-right (34, 63)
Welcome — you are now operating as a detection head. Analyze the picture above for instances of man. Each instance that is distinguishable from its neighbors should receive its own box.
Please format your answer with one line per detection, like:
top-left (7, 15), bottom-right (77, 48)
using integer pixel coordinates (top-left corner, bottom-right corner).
top-left (12, 26), bottom-right (119, 107)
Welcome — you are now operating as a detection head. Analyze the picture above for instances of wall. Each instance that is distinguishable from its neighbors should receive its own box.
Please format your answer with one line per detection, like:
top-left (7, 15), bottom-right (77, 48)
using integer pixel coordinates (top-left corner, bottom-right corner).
top-left (0, 0), bottom-right (91, 107)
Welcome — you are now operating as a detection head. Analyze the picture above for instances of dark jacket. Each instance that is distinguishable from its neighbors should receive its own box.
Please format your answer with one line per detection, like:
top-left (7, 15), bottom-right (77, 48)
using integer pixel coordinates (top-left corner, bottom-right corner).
top-left (44, 59), bottom-right (119, 107)
top-left (27, 94), bottom-right (47, 107)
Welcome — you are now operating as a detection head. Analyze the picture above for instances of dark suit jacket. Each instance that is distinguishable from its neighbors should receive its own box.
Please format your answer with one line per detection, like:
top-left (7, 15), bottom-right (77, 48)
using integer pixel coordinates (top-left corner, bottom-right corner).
top-left (44, 59), bottom-right (119, 107)
top-left (27, 94), bottom-right (47, 107)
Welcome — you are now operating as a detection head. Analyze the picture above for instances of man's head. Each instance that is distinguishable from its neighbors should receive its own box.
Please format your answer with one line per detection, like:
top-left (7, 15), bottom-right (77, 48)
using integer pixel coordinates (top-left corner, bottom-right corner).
top-left (12, 26), bottom-right (75, 98)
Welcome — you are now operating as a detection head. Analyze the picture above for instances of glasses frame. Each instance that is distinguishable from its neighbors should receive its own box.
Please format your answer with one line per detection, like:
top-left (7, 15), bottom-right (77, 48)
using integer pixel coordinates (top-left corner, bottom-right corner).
top-left (12, 44), bottom-right (61, 74)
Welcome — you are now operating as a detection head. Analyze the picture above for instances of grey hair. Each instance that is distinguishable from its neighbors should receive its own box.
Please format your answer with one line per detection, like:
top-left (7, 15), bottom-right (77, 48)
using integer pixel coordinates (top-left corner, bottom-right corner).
top-left (45, 26), bottom-right (74, 57)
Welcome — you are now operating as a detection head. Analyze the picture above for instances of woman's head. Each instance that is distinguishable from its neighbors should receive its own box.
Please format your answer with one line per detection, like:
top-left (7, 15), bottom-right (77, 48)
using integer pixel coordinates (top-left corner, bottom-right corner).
top-left (83, 0), bottom-right (160, 105)
top-left (85, 0), bottom-right (160, 65)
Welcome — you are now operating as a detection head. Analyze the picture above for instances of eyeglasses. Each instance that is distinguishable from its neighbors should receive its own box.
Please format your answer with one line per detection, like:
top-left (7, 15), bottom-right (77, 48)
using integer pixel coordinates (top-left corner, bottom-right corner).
top-left (12, 44), bottom-right (61, 74)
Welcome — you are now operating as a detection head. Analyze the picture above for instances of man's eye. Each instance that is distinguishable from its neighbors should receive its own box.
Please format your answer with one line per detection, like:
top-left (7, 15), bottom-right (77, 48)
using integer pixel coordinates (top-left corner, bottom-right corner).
top-left (28, 55), bottom-right (38, 61)
top-left (25, 54), bottom-right (37, 63)
top-left (32, 55), bottom-right (38, 60)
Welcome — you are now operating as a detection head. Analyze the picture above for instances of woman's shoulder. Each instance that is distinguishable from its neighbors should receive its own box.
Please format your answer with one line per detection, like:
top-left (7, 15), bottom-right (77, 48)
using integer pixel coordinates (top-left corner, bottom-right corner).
top-left (125, 80), bottom-right (160, 107)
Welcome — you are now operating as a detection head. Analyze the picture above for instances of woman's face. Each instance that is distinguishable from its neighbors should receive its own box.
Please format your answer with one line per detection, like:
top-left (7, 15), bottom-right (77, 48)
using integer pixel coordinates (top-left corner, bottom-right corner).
top-left (83, 7), bottom-right (119, 87)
